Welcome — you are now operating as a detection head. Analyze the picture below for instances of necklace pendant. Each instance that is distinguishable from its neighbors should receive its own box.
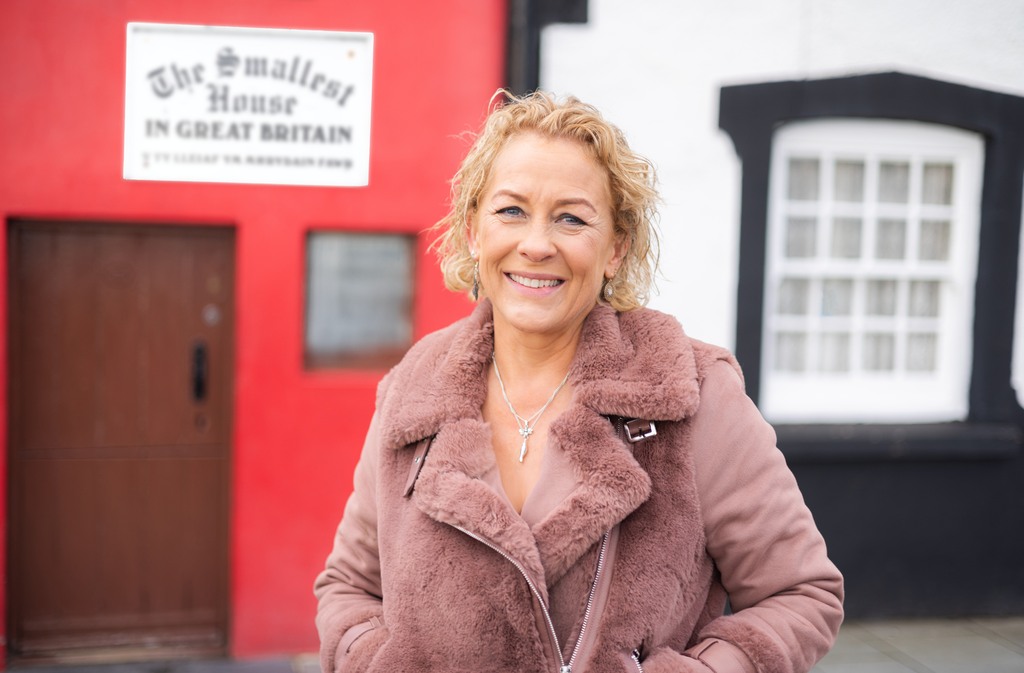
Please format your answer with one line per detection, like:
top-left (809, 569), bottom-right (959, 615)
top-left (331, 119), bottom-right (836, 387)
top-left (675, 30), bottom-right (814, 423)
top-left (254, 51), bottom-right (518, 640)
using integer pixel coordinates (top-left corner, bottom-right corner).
top-left (516, 426), bottom-right (532, 462)
top-left (492, 352), bottom-right (570, 468)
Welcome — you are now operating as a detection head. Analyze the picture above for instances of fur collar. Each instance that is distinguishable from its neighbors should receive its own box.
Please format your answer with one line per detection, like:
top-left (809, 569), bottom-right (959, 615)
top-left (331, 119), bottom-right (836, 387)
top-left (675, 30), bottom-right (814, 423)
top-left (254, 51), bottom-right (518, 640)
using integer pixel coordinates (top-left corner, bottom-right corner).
top-left (376, 300), bottom-right (703, 451)
top-left (373, 301), bottom-right (714, 584)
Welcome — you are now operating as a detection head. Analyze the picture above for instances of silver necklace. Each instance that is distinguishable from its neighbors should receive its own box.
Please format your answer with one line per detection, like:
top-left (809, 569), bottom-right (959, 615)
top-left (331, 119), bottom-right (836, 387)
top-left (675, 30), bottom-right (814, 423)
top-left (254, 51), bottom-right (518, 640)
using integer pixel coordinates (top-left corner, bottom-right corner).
top-left (492, 352), bottom-right (570, 463)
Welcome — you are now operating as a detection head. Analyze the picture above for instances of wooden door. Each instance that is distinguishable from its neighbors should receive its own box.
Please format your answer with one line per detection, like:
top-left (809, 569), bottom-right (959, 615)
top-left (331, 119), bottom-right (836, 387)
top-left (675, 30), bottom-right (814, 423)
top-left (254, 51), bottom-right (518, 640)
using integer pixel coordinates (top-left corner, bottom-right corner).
top-left (8, 222), bottom-right (234, 660)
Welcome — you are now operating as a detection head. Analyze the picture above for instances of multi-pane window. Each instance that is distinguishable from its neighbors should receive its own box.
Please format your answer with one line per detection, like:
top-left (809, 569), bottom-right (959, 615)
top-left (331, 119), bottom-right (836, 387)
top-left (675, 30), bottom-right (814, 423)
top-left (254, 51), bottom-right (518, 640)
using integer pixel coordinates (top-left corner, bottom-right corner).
top-left (305, 231), bottom-right (415, 369)
top-left (761, 120), bottom-right (983, 423)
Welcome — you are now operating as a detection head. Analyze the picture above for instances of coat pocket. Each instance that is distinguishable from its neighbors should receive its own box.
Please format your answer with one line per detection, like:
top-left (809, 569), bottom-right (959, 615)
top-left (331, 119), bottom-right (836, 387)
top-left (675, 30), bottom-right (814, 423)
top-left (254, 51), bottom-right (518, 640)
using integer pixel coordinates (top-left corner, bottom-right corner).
top-left (337, 616), bottom-right (385, 671)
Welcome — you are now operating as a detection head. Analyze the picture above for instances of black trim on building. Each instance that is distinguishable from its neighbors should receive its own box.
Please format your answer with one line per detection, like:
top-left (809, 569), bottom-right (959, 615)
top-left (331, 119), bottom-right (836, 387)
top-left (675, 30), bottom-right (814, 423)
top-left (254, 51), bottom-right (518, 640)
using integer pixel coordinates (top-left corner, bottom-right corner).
top-left (504, 0), bottom-right (588, 95)
top-left (718, 72), bottom-right (1024, 618)
top-left (719, 72), bottom-right (1024, 457)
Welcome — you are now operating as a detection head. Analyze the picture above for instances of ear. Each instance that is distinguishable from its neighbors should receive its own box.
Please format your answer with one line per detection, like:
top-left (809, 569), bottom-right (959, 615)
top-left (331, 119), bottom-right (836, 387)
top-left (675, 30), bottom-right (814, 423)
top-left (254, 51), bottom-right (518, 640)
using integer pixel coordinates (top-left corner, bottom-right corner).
top-left (466, 213), bottom-right (479, 259)
top-left (605, 229), bottom-right (630, 278)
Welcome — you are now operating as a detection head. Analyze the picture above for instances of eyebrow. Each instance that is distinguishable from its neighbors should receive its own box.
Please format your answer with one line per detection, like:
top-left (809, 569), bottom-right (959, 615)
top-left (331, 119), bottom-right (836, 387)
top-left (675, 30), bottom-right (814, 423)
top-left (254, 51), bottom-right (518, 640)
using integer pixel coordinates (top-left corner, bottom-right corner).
top-left (489, 189), bottom-right (599, 213)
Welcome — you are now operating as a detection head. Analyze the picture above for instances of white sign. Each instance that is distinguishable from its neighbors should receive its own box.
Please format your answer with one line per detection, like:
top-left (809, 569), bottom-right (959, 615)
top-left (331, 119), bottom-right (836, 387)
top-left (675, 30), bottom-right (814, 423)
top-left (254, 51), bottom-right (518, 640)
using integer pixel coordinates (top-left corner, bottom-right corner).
top-left (124, 23), bottom-right (373, 187)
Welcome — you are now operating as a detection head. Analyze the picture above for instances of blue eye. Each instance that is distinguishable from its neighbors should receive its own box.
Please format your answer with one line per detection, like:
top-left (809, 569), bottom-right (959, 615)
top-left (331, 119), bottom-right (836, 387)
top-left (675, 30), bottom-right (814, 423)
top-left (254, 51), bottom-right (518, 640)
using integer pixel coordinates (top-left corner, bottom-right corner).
top-left (496, 206), bottom-right (524, 217)
top-left (560, 213), bottom-right (587, 226)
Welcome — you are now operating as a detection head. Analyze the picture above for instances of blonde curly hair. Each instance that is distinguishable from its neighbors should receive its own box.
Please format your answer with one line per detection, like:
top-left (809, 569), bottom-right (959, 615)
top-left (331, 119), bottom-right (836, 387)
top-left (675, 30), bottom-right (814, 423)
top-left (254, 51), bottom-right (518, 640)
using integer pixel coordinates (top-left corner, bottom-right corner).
top-left (431, 90), bottom-right (660, 311)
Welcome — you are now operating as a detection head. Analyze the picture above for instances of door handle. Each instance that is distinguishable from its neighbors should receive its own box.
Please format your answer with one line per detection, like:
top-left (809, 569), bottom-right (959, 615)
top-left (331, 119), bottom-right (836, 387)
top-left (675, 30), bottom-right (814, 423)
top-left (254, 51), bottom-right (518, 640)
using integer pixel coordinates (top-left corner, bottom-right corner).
top-left (192, 341), bottom-right (208, 402)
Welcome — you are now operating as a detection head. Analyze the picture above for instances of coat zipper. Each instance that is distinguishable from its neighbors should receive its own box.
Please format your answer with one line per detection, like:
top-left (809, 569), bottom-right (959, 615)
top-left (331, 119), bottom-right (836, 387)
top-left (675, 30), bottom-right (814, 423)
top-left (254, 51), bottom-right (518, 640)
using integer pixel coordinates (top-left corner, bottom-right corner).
top-left (630, 648), bottom-right (645, 672)
top-left (566, 527), bottom-right (610, 671)
top-left (452, 524), bottom-right (610, 673)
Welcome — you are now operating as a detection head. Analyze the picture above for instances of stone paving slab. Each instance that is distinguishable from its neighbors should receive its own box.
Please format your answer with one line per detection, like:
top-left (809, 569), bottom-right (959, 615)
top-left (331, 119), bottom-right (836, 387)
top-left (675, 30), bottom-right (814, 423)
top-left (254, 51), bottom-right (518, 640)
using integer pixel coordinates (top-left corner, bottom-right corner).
top-left (811, 618), bottom-right (1024, 673)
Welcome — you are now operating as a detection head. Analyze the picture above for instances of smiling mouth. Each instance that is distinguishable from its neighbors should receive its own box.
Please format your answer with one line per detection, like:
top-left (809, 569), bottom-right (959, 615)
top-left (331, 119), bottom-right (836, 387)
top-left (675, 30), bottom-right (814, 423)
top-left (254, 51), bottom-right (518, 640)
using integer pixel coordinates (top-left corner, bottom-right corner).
top-left (508, 273), bottom-right (563, 289)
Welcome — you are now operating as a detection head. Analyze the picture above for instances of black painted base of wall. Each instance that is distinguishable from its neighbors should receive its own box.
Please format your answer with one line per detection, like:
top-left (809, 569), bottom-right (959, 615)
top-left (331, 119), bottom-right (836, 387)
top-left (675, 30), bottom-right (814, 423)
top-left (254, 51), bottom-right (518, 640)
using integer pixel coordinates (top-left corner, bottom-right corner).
top-left (790, 448), bottom-right (1024, 619)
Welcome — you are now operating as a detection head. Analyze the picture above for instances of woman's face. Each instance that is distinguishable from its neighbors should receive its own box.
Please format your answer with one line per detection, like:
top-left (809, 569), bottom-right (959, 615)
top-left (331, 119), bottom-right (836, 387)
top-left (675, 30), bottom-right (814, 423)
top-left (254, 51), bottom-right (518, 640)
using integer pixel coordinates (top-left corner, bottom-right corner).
top-left (469, 132), bottom-right (627, 342)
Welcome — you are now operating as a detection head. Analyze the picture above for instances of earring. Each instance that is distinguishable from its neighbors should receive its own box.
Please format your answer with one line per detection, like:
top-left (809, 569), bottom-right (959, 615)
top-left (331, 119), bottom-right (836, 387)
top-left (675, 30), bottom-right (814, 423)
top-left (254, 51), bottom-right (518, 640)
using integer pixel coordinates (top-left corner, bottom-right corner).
top-left (603, 279), bottom-right (614, 300)
top-left (472, 261), bottom-right (480, 301)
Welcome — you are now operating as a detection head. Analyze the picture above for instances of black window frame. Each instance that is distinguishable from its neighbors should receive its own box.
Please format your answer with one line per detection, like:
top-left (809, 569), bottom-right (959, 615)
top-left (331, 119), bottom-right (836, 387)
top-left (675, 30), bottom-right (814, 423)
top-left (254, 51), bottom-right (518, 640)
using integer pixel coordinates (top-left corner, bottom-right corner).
top-left (718, 72), bottom-right (1024, 461)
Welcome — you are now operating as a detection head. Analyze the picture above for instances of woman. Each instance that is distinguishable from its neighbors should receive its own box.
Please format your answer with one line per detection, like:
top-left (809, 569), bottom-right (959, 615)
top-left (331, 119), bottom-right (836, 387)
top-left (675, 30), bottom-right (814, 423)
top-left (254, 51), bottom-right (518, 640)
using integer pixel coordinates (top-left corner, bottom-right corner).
top-left (314, 91), bottom-right (843, 673)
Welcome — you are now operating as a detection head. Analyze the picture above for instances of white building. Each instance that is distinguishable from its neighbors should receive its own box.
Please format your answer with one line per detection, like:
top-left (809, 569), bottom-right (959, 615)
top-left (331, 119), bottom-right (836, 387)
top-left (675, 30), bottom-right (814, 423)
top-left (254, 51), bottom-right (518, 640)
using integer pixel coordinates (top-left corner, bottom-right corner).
top-left (536, 0), bottom-right (1024, 619)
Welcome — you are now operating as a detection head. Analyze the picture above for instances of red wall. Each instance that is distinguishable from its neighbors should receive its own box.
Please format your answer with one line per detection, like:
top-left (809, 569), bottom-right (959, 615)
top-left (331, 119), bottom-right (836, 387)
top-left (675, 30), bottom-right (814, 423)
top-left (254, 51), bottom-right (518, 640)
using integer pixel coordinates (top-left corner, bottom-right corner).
top-left (0, 0), bottom-right (505, 660)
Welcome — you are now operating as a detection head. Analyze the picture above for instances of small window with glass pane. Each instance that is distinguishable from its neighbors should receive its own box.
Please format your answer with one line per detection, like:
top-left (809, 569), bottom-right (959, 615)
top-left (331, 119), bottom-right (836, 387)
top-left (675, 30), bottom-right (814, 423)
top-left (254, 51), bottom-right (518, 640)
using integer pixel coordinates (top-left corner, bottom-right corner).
top-left (305, 231), bottom-right (415, 369)
top-left (761, 120), bottom-right (983, 423)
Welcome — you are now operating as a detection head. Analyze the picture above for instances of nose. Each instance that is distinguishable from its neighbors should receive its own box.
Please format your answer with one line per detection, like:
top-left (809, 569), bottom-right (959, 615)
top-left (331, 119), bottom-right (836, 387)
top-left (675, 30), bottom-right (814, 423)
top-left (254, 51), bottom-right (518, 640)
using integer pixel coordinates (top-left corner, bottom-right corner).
top-left (517, 218), bottom-right (556, 262)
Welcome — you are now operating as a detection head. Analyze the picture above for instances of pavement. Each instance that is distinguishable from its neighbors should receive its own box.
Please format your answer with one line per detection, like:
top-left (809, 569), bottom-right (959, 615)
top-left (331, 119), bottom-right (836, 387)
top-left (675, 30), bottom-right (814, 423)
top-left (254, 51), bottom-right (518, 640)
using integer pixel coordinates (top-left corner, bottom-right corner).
top-left (7, 617), bottom-right (1024, 673)
top-left (810, 617), bottom-right (1024, 673)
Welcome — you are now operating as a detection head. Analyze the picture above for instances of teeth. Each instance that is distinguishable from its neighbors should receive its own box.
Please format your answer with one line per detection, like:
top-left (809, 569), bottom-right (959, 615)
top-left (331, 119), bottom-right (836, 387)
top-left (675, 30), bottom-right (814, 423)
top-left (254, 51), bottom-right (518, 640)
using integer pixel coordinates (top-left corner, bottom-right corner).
top-left (510, 273), bottom-right (560, 289)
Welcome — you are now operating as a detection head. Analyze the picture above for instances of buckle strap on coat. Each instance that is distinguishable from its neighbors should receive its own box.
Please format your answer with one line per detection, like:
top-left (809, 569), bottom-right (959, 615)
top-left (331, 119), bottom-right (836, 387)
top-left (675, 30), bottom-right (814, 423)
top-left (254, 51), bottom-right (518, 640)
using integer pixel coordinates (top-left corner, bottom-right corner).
top-left (611, 416), bottom-right (657, 444)
top-left (623, 418), bottom-right (657, 443)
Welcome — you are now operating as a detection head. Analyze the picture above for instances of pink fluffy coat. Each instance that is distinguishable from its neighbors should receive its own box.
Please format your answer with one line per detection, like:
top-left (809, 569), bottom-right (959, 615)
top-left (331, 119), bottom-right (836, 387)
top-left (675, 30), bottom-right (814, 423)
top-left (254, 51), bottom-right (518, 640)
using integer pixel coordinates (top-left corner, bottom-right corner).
top-left (314, 301), bottom-right (843, 673)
